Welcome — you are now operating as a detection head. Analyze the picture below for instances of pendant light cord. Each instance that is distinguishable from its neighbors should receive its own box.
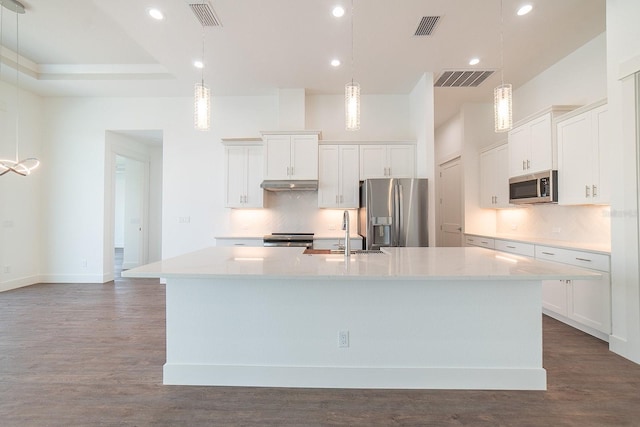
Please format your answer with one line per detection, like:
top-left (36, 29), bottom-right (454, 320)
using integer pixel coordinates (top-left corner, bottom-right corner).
top-left (201, 25), bottom-right (205, 87)
top-left (15, 8), bottom-right (20, 162)
top-left (499, 0), bottom-right (505, 86)
top-left (350, 0), bottom-right (354, 83)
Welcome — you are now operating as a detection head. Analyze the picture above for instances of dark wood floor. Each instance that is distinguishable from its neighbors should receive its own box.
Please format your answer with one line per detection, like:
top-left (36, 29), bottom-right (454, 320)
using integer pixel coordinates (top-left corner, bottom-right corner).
top-left (2, 268), bottom-right (640, 426)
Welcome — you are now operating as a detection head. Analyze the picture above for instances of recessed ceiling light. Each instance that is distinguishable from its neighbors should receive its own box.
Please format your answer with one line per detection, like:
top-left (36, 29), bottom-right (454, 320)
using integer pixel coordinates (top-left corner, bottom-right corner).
top-left (517, 4), bottom-right (533, 16)
top-left (469, 58), bottom-right (480, 66)
top-left (194, 60), bottom-right (204, 69)
top-left (331, 59), bottom-right (341, 67)
top-left (332, 6), bottom-right (345, 17)
top-left (148, 8), bottom-right (164, 20)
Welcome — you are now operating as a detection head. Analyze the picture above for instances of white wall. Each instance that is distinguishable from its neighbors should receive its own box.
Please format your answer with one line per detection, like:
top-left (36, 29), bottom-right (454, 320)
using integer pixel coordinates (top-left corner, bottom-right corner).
top-left (0, 81), bottom-right (43, 292)
top-left (606, 0), bottom-right (640, 364)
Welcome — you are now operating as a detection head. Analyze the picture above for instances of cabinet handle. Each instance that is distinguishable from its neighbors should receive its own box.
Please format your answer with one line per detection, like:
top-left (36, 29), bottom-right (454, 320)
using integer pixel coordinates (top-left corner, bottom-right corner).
top-left (335, 195), bottom-right (339, 204)
top-left (522, 160), bottom-right (526, 170)
top-left (506, 245), bottom-right (516, 249)
top-left (240, 195), bottom-right (243, 203)
top-left (527, 159), bottom-right (530, 169)
top-left (244, 195), bottom-right (248, 203)
top-left (541, 251), bottom-right (555, 256)
top-left (340, 195), bottom-right (344, 203)
top-left (585, 185), bottom-right (591, 197)
top-left (592, 185), bottom-right (597, 197)
top-left (575, 257), bottom-right (592, 263)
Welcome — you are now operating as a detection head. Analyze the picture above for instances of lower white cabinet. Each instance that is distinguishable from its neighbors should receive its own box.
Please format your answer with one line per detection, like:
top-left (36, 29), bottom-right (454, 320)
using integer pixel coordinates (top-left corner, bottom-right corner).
top-left (216, 238), bottom-right (263, 247)
top-left (464, 235), bottom-right (495, 249)
top-left (536, 245), bottom-right (611, 340)
top-left (313, 238), bottom-right (363, 251)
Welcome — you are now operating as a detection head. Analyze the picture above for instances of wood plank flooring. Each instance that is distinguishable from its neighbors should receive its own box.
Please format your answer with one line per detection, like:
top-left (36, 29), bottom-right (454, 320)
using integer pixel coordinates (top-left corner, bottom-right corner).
top-left (2, 273), bottom-right (640, 426)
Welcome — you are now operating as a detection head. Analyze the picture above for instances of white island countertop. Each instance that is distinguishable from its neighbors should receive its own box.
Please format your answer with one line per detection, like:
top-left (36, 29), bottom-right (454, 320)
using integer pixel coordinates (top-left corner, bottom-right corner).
top-left (123, 246), bottom-right (599, 281)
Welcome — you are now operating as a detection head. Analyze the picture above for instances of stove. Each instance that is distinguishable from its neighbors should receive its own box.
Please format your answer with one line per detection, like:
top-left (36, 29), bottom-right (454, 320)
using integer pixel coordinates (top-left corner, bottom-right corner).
top-left (263, 232), bottom-right (314, 248)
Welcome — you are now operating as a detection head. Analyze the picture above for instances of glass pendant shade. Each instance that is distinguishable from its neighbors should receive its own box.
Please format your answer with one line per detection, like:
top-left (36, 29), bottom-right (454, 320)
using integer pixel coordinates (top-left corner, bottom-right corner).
top-left (345, 81), bottom-right (360, 131)
top-left (194, 82), bottom-right (211, 131)
top-left (0, 158), bottom-right (40, 176)
top-left (494, 83), bottom-right (513, 133)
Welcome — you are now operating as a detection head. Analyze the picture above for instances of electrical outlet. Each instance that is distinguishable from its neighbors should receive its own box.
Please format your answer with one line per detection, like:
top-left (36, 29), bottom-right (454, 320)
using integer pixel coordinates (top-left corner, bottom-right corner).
top-left (338, 330), bottom-right (349, 348)
top-left (552, 227), bottom-right (562, 234)
top-left (178, 216), bottom-right (191, 224)
top-left (3, 266), bottom-right (10, 274)
top-left (81, 259), bottom-right (88, 268)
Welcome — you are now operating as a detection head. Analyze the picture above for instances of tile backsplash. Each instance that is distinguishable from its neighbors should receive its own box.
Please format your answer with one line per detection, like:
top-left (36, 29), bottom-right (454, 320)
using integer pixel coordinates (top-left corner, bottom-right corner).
top-left (224, 191), bottom-right (355, 236)
top-left (496, 204), bottom-right (611, 246)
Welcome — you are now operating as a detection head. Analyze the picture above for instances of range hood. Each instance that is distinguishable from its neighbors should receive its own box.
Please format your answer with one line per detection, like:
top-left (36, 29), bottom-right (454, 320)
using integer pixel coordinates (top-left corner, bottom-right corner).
top-left (260, 180), bottom-right (318, 192)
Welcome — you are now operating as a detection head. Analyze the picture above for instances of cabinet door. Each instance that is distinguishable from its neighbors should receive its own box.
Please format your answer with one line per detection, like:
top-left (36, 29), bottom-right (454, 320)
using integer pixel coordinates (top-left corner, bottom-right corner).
top-left (318, 146), bottom-right (340, 208)
top-left (542, 279), bottom-right (568, 316)
top-left (225, 146), bottom-right (247, 208)
top-left (359, 145), bottom-right (388, 179)
top-left (528, 114), bottom-right (553, 173)
top-left (339, 145), bottom-right (360, 208)
top-left (558, 113), bottom-right (592, 204)
top-left (568, 272), bottom-right (611, 334)
top-left (245, 146), bottom-right (264, 208)
top-left (592, 105), bottom-right (609, 203)
top-left (508, 125), bottom-right (530, 177)
top-left (264, 135), bottom-right (292, 180)
top-left (479, 149), bottom-right (495, 208)
top-left (291, 135), bottom-right (318, 179)
top-left (494, 144), bottom-right (511, 207)
top-left (388, 145), bottom-right (415, 178)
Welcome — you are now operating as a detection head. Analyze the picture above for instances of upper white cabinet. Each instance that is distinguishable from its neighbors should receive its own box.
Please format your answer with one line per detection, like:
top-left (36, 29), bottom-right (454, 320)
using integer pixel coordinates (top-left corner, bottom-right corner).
top-left (359, 144), bottom-right (415, 180)
top-left (479, 143), bottom-right (510, 208)
top-left (222, 139), bottom-right (263, 208)
top-left (557, 101), bottom-right (609, 205)
top-left (262, 131), bottom-right (320, 180)
top-left (318, 145), bottom-right (360, 208)
top-left (507, 106), bottom-right (577, 178)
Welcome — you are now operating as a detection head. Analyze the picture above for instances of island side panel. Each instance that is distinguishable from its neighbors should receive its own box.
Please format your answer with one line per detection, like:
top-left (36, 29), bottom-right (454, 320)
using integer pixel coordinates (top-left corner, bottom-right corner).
top-left (164, 277), bottom-right (545, 390)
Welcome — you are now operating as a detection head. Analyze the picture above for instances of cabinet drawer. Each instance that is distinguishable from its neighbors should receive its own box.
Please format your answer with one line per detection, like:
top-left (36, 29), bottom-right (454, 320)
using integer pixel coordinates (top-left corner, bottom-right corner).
top-left (494, 240), bottom-right (535, 257)
top-left (535, 246), bottom-right (609, 272)
top-left (465, 236), bottom-right (495, 249)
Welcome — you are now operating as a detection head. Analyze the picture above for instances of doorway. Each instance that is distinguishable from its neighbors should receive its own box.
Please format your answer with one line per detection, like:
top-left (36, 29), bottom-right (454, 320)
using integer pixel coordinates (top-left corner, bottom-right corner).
top-left (438, 157), bottom-right (463, 247)
top-left (104, 130), bottom-right (163, 281)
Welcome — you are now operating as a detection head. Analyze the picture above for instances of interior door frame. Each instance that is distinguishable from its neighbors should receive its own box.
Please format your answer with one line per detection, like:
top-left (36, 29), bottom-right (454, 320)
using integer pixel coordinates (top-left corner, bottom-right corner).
top-left (104, 134), bottom-right (152, 282)
top-left (437, 156), bottom-right (463, 247)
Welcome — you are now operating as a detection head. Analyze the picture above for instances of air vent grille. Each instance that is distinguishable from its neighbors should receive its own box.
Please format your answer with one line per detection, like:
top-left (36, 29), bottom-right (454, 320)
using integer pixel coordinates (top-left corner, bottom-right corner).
top-left (189, 2), bottom-right (222, 27)
top-left (414, 16), bottom-right (441, 36)
top-left (434, 70), bottom-right (494, 88)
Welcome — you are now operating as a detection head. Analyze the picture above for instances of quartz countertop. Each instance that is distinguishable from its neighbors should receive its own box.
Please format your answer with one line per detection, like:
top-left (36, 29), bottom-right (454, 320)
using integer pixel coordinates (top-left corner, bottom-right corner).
top-left (123, 246), bottom-right (600, 281)
top-left (465, 232), bottom-right (610, 254)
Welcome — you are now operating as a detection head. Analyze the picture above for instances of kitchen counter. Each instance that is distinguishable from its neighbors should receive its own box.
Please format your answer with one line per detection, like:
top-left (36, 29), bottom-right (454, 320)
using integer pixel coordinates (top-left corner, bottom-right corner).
top-left (123, 246), bottom-right (599, 390)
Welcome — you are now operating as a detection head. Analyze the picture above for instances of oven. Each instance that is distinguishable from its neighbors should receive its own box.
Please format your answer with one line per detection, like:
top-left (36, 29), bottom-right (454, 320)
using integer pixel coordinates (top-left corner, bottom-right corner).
top-left (263, 233), bottom-right (314, 248)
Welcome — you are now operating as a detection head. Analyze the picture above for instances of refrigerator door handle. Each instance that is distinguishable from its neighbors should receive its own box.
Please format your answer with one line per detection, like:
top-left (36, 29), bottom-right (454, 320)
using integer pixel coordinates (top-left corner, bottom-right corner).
top-left (393, 182), bottom-right (400, 246)
top-left (397, 183), bottom-right (404, 246)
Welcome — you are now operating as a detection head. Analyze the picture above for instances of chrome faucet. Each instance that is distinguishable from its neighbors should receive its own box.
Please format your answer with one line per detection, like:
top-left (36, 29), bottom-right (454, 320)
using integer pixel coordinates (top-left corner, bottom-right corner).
top-left (342, 210), bottom-right (351, 258)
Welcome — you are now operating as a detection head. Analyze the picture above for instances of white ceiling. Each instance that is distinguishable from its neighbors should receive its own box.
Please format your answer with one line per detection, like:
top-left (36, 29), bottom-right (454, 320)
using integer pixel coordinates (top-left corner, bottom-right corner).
top-left (0, 0), bottom-right (605, 128)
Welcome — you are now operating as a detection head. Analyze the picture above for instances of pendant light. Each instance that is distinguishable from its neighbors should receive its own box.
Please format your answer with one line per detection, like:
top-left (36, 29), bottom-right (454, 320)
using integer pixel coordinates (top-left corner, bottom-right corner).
top-left (0, 0), bottom-right (40, 176)
top-left (494, 0), bottom-right (512, 133)
top-left (194, 26), bottom-right (210, 131)
top-left (345, 0), bottom-right (360, 131)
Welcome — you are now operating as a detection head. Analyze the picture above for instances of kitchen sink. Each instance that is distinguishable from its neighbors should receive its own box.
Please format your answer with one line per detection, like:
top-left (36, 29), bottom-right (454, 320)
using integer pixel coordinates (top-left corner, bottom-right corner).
top-left (303, 249), bottom-right (386, 255)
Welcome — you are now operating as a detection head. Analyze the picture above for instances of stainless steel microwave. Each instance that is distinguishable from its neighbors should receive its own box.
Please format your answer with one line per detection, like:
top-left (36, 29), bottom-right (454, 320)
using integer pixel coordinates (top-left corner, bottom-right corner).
top-left (508, 170), bottom-right (558, 204)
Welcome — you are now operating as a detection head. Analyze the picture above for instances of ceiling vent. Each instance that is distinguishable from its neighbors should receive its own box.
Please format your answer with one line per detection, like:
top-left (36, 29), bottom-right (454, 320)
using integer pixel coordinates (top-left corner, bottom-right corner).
top-left (414, 16), bottom-right (441, 36)
top-left (434, 70), bottom-right (495, 88)
top-left (189, 2), bottom-right (222, 27)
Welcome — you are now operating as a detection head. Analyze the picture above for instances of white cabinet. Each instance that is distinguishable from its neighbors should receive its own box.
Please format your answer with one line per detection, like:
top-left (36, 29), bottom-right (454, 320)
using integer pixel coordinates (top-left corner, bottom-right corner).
top-left (507, 106), bottom-right (577, 178)
top-left (464, 235), bottom-right (495, 249)
top-left (223, 140), bottom-right (263, 208)
top-left (479, 144), bottom-right (510, 208)
top-left (494, 239), bottom-right (535, 257)
top-left (536, 245), bottom-right (611, 339)
top-left (262, 131), bottom-right (319, 180)
top-left (216, 237), bottom-right (263, 247)
top-left (359, 144), bottom-right (415, 180)
top-left (313, 238), bottom-right (363, 250)
top-left (557, 101), bottom-right (609, 205)
top-left (318, 145), bottom-right (360, 208)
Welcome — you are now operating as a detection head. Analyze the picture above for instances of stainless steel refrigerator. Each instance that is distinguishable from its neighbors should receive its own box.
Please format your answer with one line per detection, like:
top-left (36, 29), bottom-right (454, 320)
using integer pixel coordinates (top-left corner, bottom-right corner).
top-left (358, 178), bottom-right (428, 249)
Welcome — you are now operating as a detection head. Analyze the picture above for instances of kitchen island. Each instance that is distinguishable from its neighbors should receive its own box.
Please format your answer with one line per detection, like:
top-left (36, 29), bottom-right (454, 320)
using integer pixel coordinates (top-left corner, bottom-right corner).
top-left (123, 246), bottom-right (599, 390)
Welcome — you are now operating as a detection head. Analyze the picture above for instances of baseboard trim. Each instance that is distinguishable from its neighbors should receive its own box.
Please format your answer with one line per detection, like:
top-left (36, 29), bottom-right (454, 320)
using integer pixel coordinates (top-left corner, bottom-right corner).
top-left (0, 275), bottom-right (40, 292)
top-left (163, 364), bottom-right (547, 390)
